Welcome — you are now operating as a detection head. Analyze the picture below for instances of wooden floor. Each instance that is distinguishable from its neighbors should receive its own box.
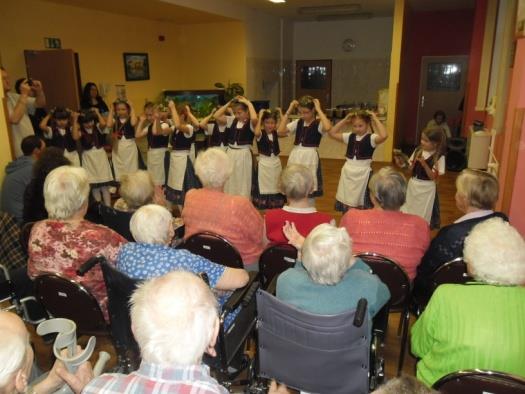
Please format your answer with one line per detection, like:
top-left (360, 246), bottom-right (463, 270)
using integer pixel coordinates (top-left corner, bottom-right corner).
top-left (30, 157), bottom-right (463, 384)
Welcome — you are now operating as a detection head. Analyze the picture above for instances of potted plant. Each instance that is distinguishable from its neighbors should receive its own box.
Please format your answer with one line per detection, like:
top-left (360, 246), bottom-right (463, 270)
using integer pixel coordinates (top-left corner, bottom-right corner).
top-left (214, 81), bottom-right (244, 102)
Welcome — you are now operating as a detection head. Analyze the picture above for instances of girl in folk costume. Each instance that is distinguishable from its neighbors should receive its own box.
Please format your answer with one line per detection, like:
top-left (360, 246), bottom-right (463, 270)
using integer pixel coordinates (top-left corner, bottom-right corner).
top-left (165, 100), bottom-right (201, 207)
top-left (39, 106), bottom-right (80, 167)
top-left (214, 96), bottom-right (258, 197)
top-left (252, 108), bottom-right (287, 209)
top-left (72, 109), bottom-right (113, 206)
top-left (107, 100), bottom-right (138, 181)
top-left (199, 107), bottom-right (228, 151)
top-left (329, 110), bottom-right (388, 212)
top-left (277, 96), bottom-right (332, 197)
top-left (135, 103), bottom-right (169, 187)
top-left (401, 127), bottom-right (447, 228)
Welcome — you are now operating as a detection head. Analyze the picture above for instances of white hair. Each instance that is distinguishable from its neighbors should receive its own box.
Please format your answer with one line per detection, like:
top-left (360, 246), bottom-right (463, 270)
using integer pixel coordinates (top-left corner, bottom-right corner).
top-left (368, 167), bottom-right (407, 210)
top-left (464, 218), bottom-right (525, 286)
top-left (130, 271), bottom-right (218, 366)
top-left (130, 204), bottom-right (173, 244)
top-left (194, 148), bottom-right (233, 188)
top-left (119, 170), bottom-right (155, 210)
top-left (44, 166), bottom-right (89, 219)
top-left (279, 164), bottom-right (313, 199)
top-left (302, 223), bottom-right (355, 285)
top-left (0, 331), bottom-right (28, 389)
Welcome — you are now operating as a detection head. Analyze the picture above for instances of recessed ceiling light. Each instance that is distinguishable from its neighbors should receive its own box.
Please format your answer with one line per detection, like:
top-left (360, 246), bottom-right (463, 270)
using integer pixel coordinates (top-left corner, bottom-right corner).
top-left (269, 0), bottom-right (286, 3)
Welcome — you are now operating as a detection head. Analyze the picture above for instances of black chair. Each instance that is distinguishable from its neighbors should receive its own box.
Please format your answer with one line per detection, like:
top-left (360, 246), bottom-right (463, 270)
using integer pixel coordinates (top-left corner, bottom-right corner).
top-left (256, 290), bottom-right (371, 394)
top-left (99, 204), bottom-right (134, 241)
top-left (19, 221), bottom-right (35, 254)
top-left (182, 232), bottom-right (244, 268)
top-left (258, 244), bottom-right (297, 289)
top-left (355, 252), bottom-right (411, 376)
top-left (33, 273), bottom-right (108, 334)
top-left (433, 370), bottom-right (525, 393)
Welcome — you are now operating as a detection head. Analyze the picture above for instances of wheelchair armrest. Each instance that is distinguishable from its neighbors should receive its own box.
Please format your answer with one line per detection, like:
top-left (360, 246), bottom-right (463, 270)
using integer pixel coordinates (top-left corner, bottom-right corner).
top-left (222, 271), bottom-right (259, 315)
top-left (353, 298), bottom-right (368, 327)
top-left (77, 256), bottom-right (106, 276)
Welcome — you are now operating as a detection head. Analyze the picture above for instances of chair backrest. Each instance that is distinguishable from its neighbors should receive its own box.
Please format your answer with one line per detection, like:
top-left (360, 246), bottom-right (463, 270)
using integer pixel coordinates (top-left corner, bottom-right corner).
top-left (34, 273), bottom-right (107, 333)
top-left (183, 232), bottom-right (243, 268)
top-left (19, 221), bottom-right (35, 254)
top-left (99, 204), bottom-right (134, 241)
top-left (433, 370), bottom-right (525, 393)
top-left (355, 252), bottom-right (410, 308)
top-left (256, 290), bottom-right (370, 394)
top-left (431, 257), bottom-right (471, 292)
top-left (258, 244), bottom-right (297, 288)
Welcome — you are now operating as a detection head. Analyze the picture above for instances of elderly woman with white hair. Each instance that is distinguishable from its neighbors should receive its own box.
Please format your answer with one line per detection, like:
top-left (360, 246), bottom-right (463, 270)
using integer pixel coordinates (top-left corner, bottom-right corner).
top-left (27, 166), bottom-right (127, 321)
top-left (411, 218), bottom-right (525, 387)
top-left (113, 169), bottom-right (166, 212)
top-left (265, 164), bottom-right (334, 244)
top-left (182, 148), bottom-right (264, 269)
top-left (340, 166), bottom-right (430, 280)
top-left (277, 223), bottom-right (389, 317)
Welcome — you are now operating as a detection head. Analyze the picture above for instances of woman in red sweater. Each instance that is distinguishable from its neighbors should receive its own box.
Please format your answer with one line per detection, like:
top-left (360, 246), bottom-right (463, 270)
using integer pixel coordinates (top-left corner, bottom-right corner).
top-left (340, 166), bottom-right (430, 280)
top-left (265, 164), bottom-right (334, 244)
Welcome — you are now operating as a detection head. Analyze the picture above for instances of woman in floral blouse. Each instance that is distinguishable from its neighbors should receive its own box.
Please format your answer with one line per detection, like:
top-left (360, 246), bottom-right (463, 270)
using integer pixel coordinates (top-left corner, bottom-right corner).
top-left (27, 165), bottom-right (127, 321)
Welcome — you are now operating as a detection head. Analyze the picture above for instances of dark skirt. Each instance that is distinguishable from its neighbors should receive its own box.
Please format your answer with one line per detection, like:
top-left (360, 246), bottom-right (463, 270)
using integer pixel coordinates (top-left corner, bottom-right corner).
top-left (430, 191), bottom-right (441, 230)
top-left (309, 157), bottom-right (324, 198)
top-left (165, 157), bottom-right (202, 205)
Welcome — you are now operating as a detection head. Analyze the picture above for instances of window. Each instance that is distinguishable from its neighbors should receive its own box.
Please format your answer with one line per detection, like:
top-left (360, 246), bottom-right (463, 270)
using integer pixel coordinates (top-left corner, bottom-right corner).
top-left (426, 63), bottom-right (462, 91)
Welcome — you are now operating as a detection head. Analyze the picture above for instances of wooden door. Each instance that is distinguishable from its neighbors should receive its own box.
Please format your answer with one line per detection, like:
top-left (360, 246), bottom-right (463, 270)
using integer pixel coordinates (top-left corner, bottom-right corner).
top-left (295, 59), bottom-right (332, 109)
top-left (416, 56), bottom-right (468, 142)
top-left (24, 49), bottom-right (81, 110)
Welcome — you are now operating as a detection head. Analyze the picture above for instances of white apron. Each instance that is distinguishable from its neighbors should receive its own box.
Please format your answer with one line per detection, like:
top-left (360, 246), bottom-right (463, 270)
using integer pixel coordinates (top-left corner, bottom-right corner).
top-left (224, 146), bottom-right (252, 197)
top-left (335, 160), bottom-right (371, 207)
top-left (401, 177), bottom-right (436, 223)
top-left (147, 147), bottom-right (167, 186)
top-left (82, 148), bottom-right (113, 185)
top-left (112, 137), bottom-right (138, 181)
top-left (64, 149), bottom-right (80, 167)
top-left (258, 155), bottom-right (282, 194)
top-left (287, 146), bottom-right (319, 192)
top-left (167, 150), bottom-right (189, 191)
top-left (189, 143), bottom-right (196, 164)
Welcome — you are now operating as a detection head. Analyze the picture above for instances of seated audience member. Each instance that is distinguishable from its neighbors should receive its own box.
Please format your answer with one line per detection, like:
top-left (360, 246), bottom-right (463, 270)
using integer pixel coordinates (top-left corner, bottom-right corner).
top-left (372, 376), bottom-right (437, 393)
top-left (0, 211), bottom-right (27, 271)
top-left (0, 311), bottom-right (92, 394)
top-left (82, 271), bottom-right (231, 393)
top-left (118, 204), bottom-right (248, 325)
top-left (113, 170), bottom-right (165, 212)
top-left (23, 147), bottom-right (71, 223)
top-left (277, 223), bottom-right (390, 318)
top-left (1, 136), bottom-right (44, 223)
top-left (182, 148), bottom-right (264, 269)
top-left (340, 167), bottom-right (430, 280)
top-left (265, 164), bottom-right (334, 244)
top-left (414, 169), bottom-right (507, 299)
top-left (27, 166), bottom-right (127, 321)
top-left (411, 218), bottom-right (525, 387)
top-left (426, 110), bottom-right (451, 139)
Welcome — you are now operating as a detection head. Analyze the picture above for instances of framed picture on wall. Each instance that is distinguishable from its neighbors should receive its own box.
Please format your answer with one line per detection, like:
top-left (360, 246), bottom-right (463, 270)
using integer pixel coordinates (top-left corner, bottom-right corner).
top-left (123, 53), bottom-right (150, 81)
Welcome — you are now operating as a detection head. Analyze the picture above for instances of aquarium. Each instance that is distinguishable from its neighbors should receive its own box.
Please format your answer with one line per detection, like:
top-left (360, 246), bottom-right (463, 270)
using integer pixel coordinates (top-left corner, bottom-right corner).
top-left (163, 90), bottom-right (225, 118)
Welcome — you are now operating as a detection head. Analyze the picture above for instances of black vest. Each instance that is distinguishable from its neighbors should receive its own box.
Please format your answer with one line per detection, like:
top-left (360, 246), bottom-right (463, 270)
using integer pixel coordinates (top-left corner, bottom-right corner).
top-left (346, 133), bottom-right (375, 160)
top-left (413, 153), bottom-right (438, 180)
top-left (227, 119), bottom-right (254, 146)
top-left (80, 126), bottom-right (105, 150)
top-left (49, 127), bottom-right (77, 152)
top-left (114, 118), bottom-right (135, 139)
top-left (147, 124), bottom-right (169, 149)
top-left (294, 119), bottom-right (322, 147)
top-left (257, 131), bottom-right (280, 156)
top-left (171, 129), bottom-right (195, 151)
top-left (209, 123), bottom-right (228, 147)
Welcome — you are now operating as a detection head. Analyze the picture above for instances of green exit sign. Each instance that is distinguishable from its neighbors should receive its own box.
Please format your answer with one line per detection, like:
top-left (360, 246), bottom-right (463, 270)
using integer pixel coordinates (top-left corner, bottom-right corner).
top-left (44, 37), bottom-right (61, 49)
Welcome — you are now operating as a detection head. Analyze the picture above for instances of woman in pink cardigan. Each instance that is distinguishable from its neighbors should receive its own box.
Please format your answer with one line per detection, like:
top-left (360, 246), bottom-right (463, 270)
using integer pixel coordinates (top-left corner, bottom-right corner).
top-left (182, 147), bottom-right (264, 270)
top-left (340, 167), bottom-right (430, 280)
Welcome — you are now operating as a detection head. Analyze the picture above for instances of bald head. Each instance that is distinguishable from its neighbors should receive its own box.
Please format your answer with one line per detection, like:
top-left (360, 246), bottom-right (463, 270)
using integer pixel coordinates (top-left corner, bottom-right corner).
top-left (0, 311), bottom-right (27, 338)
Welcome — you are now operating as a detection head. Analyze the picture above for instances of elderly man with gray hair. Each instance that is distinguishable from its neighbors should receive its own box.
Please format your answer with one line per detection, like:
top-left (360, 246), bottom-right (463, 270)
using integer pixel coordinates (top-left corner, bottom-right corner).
top-left (340, 166), bottom-right (430, 280)
top-left (277, 223), bottom-right (389, 318)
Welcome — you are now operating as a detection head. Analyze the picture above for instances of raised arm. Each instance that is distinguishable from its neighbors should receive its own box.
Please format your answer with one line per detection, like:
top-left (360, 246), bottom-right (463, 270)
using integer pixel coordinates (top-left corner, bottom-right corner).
top-left (237, 96), bottom-right (258, 128)
top-left (275, 108), bottom-right (288, 137)
top-left (199, 108), bottom-right (217, 130)
top-left (169, 100), bottom-right (192, 135)
top-left (9, 81), bottom-right (32, 124)
top-left (135, 113), bottom-right (148, 138)
top-left (254, 109), bottom-right (265, 138)
top-left (277, 100), bottom-right (298, 134)
top-left (39, 112), bottom-right (52, 136)
top-left (31, 80), bottom-right (46, 108)
top-left (93, 107), bottom-right (106, 128)
top-left (129, 101), bottom-right (138, 127)
top-left (213, 99), bottom-right (234, 126)
top-left (185, 105), bottom-right (200, 128)
top-left (368, 110), bottom-right (388, 145)
top-left (106, 103), bottom-right (115, 129)
top-left (71, 112), bottom-right (81, 141)
top-left (328, 113), bottom-right (351, 143)
top-left (313, 98), bottom-right (332, 133)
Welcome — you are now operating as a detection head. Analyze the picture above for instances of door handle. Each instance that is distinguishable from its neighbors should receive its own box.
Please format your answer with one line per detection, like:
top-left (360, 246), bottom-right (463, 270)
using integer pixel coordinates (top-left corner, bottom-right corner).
top-left (420, 95), bottom-right (425, 108)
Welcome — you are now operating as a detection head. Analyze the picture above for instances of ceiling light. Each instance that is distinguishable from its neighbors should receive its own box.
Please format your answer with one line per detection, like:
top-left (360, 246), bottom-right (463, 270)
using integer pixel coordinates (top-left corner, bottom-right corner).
top-left (298, 4), bottom-right (361, 15)
top-left (269, 0), bottom-right (286, 3)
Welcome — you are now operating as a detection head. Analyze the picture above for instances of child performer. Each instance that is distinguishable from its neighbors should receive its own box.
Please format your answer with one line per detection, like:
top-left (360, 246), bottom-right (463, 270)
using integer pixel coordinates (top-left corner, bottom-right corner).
top-left (165, 100), bottom-right (201, 207)
top-left (401, 127), bottom-right (447, 228)
top-left (39, 106), bottom-right (80, 166)
top-left (214, 96), bottom-right (258, 197)
top-left (72, 109), bottom-right (113, 206)
top-left (252, 108), bottom-right (287, 209)
top-left (277, 96), bottom-right (331, 197)
top-left (199, 107), bottom-right (228, 151)
top-left (328, 110), bottom-right (388, 212)
top-left (107, 100), bottom-right (138, 181)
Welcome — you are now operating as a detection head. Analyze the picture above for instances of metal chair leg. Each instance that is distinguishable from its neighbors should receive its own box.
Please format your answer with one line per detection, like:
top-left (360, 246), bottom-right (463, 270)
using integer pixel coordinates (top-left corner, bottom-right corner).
top-left (397, 308), bottom-right (410, 376)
